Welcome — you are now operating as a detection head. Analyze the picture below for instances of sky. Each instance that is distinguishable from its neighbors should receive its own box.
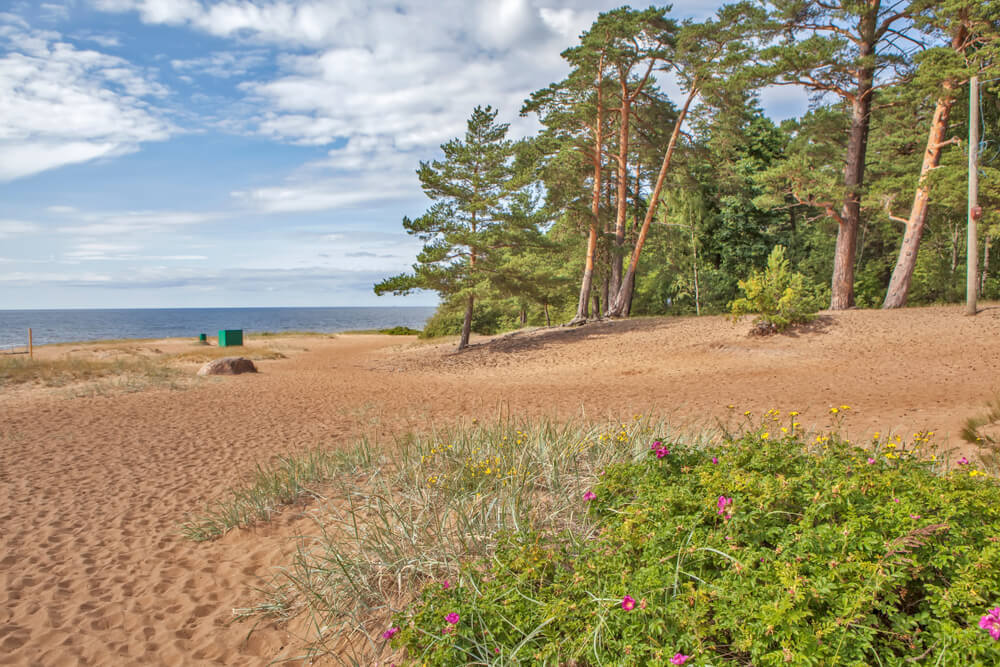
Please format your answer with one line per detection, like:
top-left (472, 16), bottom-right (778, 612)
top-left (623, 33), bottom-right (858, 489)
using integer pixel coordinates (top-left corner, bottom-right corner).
top-left (0, 0), bottom-right (808, 310)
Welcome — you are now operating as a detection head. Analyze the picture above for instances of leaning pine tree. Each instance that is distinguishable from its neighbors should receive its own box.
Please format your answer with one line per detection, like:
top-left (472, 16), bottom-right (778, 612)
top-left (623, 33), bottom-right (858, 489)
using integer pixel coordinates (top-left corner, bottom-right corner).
top-left (374, 106), bottom-right (518, 350)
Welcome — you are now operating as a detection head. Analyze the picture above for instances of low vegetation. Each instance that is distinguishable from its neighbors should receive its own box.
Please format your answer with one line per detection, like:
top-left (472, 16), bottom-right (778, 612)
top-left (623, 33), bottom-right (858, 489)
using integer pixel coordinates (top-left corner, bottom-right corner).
top-left (730, 245), bottom-right (824, 334)
top-left (0, 341), bottom-right (290, 392)
top-left (0, 355), bottom-right (180, 389)
top-left (185, 413), bottom-right (1000, 665)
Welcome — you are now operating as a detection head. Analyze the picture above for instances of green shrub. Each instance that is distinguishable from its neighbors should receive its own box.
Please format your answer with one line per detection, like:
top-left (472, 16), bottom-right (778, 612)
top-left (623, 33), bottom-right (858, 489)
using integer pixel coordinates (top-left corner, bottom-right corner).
top-left (392, 430), bottom-right (1000, 666)
top-left (420, 300), bottom-right (519, 339)
top-left (379, 326), bottom-right (422, 336)
top-left (730, 245), bottom-right (822, 333)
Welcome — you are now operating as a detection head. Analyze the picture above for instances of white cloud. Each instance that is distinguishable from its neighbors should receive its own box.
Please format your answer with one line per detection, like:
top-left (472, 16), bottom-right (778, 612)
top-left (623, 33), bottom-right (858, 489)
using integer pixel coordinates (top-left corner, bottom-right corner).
top-left (76, 33), bottom-right (122, 48)
top-left (0, 220), bottom-right (41, 238)
top-left (0, 19), bottom-right (173, 181)
top-left (233, 177), bottom-right (415, 213)
top-left (56, 209), bottom-right (224, 235)
top-left (0, 271), bottom-right (114, 284)
top-left (171, 50), bottom-right (268, 78)
top-left (87, 1), bottom-right (613, 211)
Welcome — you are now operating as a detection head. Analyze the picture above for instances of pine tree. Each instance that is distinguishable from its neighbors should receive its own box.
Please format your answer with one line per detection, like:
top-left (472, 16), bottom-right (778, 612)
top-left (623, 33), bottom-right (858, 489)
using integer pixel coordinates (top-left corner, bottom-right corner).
top-left (374, 106), bottom-right (519, 350)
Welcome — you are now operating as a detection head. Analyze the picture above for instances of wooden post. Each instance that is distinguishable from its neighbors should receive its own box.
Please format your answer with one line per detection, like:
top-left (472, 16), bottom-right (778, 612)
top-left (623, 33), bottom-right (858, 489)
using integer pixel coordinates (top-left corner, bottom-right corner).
top-left (28, 328), bottom-right (33, 359)
top-left (967, 74), bottom-right (980, 316)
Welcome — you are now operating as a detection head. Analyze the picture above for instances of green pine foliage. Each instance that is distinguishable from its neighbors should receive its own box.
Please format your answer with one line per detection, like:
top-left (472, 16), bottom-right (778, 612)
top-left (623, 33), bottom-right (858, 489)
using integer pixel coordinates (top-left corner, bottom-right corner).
top-left (376, 2), bottom-right (1000, 337)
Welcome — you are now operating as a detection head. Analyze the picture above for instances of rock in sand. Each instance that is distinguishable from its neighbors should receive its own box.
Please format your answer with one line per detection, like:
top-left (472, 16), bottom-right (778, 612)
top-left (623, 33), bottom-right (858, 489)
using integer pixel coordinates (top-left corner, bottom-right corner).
top-left (197, 357), bottom-right (257, 376)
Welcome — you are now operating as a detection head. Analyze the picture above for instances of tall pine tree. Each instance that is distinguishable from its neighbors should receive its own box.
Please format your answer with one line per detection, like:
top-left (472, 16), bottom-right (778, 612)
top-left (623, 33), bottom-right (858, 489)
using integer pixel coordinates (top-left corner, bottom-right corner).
top-left (375, 106), bottom-right (520, 350)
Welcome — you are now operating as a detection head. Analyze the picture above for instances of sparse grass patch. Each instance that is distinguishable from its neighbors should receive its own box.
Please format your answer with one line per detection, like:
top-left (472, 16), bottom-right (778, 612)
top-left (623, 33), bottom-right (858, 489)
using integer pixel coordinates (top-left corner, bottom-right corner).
top-left (180, 447), bottom-right (367, 541)
top-left (169, 346), bottom-right (289, 363)
top-left (252, 330), bottom-right (335, 338)
top-left (0, 355), bottom-right (181, 388)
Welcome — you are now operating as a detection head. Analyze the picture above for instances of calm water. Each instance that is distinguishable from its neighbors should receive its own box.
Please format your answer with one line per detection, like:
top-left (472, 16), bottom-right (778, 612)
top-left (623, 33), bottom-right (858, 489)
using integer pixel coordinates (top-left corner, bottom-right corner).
top-left (0, 307), bottom-right (436, 348)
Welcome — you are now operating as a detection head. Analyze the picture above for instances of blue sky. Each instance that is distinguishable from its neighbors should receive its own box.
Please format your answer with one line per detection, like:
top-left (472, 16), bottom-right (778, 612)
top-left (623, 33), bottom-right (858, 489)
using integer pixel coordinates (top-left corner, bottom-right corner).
top-left (0, 0), bottom-right (808, 310)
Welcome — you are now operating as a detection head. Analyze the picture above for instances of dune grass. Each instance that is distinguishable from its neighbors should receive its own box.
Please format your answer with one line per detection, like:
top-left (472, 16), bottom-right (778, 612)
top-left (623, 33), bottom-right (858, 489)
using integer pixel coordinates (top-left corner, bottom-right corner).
top-left (1, 339), bottom-right (294, 392)
top-left (0, 355), bottom-right (180, 389)
top-left (187, 415), bottom-right (700, 663)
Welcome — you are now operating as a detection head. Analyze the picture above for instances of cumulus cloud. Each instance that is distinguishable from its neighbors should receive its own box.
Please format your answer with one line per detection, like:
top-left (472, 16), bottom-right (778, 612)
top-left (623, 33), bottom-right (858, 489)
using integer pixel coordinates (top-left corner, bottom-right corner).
top-left (88, 0), bottom-right (620, 211)
top-left (0, 17), bottom-right (173, 181)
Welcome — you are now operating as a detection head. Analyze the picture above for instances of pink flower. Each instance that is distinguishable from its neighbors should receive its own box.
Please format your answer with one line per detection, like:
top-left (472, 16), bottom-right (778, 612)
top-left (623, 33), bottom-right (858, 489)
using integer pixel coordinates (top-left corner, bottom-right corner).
top-left (712, 457), bottom-right (718, 464)
top-left (656, 447), bottom-right (669, 458)
top-left (442, 626), bottom-right (453, 635)
top-left (584, 491), bottom-right (596, 501)
top-left (979, 607), bottom-right (1000, 640)
top-left (892, 498), bottom-right (900, 503)
top-left (442, 579), bottom-right (451, 589)
top-left (651, 440), bottom-right (662, 450)
top-left (621, 595), bottom-right (636, 611)
top-left (909, 514), bottom-right (921, 520)
top-left (445, 612), bottom-right (460, 624)
top-left (717, 496), bottom-right (733, 514)
top-left (958, 456), bottom-right (970, 465)
top-left (867, 458), bottom-right (875, 464)
top-left (382, 626), bottom-right (399, 639)
top-left (670, 653), bottom-right (691, 665)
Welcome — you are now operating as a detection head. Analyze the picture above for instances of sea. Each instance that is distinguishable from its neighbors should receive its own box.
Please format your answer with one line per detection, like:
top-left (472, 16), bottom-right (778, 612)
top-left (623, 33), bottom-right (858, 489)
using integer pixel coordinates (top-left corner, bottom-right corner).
top-left (0, 307), bottom-right (437, 349)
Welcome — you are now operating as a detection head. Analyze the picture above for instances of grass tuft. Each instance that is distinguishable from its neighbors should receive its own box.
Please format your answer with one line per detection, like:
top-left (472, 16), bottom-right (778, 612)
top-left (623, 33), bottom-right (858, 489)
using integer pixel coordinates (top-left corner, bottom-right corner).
top-left (184, 415), bottom-right (700, 662)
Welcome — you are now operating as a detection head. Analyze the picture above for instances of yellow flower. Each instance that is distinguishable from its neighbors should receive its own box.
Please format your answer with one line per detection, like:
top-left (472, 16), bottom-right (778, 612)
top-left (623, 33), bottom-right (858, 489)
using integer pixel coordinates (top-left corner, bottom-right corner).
top-left (762, 432), bottom-right (770, 440)
top-left (830, 407), bottom-right (839, 414)
top-left (789, 411), bottom-right (800, 417)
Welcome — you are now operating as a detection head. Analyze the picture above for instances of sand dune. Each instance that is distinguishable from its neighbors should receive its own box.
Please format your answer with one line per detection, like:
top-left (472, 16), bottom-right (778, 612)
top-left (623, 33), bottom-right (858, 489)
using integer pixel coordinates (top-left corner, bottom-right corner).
top-left (2, 306), bottom-right (999, 665)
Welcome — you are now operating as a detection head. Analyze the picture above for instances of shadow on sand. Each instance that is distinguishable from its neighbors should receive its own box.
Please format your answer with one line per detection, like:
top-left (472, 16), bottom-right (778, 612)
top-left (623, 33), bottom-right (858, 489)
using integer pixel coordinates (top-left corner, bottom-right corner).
top-left (454, 317), bottom-right (676, 356)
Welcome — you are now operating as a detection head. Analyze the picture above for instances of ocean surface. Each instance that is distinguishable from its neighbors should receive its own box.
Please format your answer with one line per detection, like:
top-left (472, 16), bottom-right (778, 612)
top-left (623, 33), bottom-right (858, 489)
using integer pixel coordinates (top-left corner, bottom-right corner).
top-left (0, 307), bottom-right (437, 348)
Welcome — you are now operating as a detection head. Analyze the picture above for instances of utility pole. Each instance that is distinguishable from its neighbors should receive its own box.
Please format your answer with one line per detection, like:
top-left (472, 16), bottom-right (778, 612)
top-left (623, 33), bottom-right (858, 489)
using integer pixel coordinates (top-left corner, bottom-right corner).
top-left (967, 74), bottom-right (980, 316)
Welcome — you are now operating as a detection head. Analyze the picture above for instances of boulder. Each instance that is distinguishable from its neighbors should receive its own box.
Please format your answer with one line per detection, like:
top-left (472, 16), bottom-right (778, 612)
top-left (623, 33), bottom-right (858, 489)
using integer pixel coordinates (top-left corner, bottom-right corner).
top-left (197, 357), bottom-right (257, 376)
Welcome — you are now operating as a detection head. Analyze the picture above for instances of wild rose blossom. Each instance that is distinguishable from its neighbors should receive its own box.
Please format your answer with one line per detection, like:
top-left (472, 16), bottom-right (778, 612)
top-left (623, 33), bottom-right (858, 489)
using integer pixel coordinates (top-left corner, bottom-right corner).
top-left (445, 612), bottom-right (460, 625)
top-left (670, 653), bottom-right (691, 665)
top-left (979, 607), bottom-right (1000, 640)
top-left (382, 627), bottom-right (399, 639)
top-left (621, 595), bottom-right (636, 611)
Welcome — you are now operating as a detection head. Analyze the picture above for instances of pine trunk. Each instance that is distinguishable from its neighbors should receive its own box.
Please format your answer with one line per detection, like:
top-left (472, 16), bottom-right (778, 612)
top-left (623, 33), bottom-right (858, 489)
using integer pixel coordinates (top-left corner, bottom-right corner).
top-left (607, 86), bottom-right (696, 317)
top-left (981, 237), bottom-right (991, 297)
top-left (572, 62), bottom-right (605, 324)
top-left (883, 22), bottom-right (966, 309)
top-left (608, 94), bottom-right (631, 303)
top-left (830, 8), bottom-right (877, 311)
top-left (882, 94), bottom-right (957, 308)
top-left (459, 293), bottom-right (474, 350)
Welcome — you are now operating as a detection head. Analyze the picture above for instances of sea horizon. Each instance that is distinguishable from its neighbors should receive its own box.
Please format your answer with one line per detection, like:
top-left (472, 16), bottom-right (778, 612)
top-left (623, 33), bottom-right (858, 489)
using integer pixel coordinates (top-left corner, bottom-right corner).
top-left (0, 306), bottom-right (437, 348)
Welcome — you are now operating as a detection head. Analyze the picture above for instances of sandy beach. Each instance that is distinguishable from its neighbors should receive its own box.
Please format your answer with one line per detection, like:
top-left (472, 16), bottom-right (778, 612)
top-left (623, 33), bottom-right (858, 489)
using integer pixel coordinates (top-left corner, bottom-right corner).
top-left (2, 305), bottom-right (1000, 665)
